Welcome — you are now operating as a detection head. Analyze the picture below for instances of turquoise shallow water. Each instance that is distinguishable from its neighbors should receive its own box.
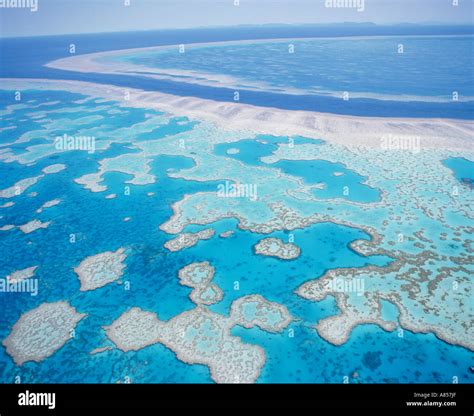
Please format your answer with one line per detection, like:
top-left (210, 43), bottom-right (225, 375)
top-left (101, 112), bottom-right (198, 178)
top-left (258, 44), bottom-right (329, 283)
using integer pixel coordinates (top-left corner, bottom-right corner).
top-left (443, 157), bottom-right (474, 189)
top-left (214, 135), bottom-right (380, 202)
top-left (0, 86), bottom-right (473, 384)
top-left (214, 135), bottom-right (320, 166)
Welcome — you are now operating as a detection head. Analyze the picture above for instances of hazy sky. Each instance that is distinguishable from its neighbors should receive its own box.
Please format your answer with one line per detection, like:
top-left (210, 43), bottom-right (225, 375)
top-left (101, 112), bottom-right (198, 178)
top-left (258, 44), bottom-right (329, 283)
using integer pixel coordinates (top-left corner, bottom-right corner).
top-left (0, 0), bottom-right (472, 38)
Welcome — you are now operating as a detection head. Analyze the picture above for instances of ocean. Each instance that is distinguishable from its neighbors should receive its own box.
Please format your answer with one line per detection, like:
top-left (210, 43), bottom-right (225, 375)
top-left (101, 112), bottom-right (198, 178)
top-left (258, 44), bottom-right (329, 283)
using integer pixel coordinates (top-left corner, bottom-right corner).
top-left (0, 25), bottom-right (473, 384)
top-left (1, 25), bottom-right (473, 118)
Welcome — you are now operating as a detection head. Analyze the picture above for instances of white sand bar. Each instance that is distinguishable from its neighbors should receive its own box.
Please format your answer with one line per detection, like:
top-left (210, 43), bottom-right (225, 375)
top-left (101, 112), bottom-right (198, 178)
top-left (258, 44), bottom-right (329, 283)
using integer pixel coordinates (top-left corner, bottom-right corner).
top-left (1, 79), bottom-right (472, 152)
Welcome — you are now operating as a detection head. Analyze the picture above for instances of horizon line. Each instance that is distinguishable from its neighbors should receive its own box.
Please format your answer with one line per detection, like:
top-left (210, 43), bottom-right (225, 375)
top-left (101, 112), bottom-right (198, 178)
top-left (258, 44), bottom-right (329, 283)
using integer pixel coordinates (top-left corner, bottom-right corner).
top-left (1, 21), bottom-right (473, 40)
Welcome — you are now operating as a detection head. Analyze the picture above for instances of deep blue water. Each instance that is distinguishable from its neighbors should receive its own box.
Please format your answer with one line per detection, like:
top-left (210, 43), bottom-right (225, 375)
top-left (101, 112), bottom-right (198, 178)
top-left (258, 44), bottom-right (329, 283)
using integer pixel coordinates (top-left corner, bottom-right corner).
top-left (1, 25), bottom-right (474, 118)
top-left (120, 36), bottom-right (474, 102)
